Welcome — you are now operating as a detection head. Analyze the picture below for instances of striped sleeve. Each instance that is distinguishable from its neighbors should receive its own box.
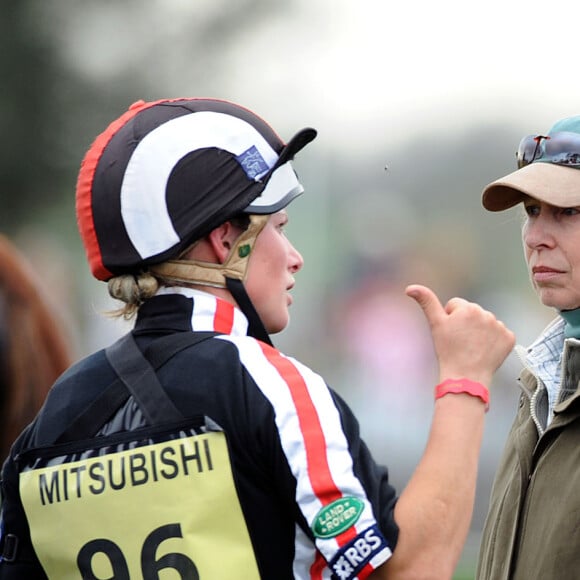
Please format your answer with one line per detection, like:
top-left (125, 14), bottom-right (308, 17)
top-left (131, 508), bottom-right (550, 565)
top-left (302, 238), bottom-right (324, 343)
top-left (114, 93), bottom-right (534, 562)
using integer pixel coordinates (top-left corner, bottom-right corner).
top-left (218, 335), bottom-right (392, 580)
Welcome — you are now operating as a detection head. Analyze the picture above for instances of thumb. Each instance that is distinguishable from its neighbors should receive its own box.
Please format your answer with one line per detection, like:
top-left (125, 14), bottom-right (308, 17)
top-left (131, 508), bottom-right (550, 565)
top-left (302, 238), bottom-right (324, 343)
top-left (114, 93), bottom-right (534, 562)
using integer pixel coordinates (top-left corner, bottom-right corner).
top-left (405, 284), bottom-right (445, 326)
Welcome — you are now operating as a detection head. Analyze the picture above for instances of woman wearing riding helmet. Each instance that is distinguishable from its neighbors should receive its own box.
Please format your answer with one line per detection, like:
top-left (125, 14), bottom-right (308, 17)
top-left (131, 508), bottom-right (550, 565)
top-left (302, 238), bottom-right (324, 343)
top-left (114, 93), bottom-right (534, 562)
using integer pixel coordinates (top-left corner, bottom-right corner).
top-left (0, 98), bottom-right (514, 580)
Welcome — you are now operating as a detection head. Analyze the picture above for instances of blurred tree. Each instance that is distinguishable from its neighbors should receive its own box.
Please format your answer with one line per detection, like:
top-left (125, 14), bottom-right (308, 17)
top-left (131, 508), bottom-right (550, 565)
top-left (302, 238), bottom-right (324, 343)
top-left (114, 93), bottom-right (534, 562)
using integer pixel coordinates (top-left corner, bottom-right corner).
top-left (0, 0), bottom-right (295, 234)
top-left (0, 1), bottom-right (73, 233)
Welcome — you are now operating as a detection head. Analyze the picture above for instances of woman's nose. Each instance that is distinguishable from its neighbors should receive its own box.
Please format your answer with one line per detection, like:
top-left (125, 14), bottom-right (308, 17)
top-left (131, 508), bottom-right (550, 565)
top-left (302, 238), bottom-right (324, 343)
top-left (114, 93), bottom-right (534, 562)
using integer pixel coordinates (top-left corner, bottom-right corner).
top-left (288, 243), bottom-right (304, 274)
top-left (523, 216), bottom-right (555, 250)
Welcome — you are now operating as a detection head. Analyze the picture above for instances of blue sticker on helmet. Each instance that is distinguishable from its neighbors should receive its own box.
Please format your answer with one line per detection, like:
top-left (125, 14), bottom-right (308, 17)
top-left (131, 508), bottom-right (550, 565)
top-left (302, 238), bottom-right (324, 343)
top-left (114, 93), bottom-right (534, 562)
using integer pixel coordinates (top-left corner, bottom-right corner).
top-left (236, 146), bottom-right (270, 179)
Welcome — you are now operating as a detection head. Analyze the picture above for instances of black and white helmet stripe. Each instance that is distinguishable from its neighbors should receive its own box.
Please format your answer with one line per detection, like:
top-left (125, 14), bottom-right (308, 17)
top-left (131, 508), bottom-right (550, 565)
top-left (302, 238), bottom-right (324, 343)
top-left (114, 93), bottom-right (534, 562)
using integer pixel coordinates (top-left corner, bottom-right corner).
top-left (76, 98), bottom-right (316, 281)
top-left (120, 111), bottom-right (301, 260)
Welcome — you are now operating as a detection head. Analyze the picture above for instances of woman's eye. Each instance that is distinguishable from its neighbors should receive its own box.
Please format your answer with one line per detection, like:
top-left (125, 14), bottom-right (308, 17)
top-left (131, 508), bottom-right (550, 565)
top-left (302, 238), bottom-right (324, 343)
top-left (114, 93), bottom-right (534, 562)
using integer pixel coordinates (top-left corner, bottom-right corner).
top-left (524, 205), bottom-right (539, 216)
top-left (562, 207), bottom-right (580, 216)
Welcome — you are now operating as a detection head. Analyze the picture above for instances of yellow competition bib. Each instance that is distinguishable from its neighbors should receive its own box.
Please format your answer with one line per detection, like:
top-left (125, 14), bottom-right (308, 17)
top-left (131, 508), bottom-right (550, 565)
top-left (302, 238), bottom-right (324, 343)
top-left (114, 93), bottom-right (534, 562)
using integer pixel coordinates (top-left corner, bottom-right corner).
top-left (19, 430), bottom-right (260, 579)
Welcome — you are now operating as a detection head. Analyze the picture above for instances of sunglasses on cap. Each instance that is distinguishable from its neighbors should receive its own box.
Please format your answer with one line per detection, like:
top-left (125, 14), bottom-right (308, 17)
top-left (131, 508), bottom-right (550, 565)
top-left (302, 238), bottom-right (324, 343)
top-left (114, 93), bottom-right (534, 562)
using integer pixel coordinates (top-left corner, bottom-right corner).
top-left (517, 132), bottom-right (580, 169)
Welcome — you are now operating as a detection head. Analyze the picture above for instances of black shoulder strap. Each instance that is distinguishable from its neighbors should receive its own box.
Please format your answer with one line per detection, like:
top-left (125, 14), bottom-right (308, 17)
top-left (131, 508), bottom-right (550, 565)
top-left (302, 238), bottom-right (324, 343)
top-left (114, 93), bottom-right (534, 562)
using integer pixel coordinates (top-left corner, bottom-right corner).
top-left (105, 333), bottom-right (186, 425)
top-left (55, 331), bottom-right (217, 443)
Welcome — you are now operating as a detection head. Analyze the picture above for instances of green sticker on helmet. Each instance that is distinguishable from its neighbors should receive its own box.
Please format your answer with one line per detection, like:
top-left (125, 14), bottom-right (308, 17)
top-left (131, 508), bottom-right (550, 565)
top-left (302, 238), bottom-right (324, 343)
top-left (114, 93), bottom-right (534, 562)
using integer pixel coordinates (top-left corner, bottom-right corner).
top-left (312, 497), bottom-right (364, 539)
top-left (238, 244), bottom-right (251, 258)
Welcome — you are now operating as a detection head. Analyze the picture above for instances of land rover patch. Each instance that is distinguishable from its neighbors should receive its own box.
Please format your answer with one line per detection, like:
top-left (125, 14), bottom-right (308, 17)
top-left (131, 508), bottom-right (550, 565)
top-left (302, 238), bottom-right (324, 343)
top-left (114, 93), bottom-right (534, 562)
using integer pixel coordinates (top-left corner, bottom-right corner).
top-left (312, 497), bottom-right (364, 539)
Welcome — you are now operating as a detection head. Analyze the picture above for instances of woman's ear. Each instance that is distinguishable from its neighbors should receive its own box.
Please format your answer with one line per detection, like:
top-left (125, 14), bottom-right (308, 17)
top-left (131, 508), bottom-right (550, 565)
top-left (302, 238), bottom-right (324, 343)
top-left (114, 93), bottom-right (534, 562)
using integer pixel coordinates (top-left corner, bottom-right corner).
top-left (206, 222), bottom-right (239, 264)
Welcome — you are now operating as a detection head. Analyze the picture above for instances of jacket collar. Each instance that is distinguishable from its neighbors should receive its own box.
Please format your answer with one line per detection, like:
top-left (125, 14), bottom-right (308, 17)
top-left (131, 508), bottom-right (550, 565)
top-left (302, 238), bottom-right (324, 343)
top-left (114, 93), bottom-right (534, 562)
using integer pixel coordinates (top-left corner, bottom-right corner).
top-left (134, 287), bottom-right (250, 337)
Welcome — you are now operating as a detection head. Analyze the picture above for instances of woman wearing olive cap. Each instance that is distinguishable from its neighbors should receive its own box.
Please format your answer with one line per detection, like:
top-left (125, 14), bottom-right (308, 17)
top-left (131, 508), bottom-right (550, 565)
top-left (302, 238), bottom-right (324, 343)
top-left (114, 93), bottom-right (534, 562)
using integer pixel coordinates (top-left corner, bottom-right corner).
top-left (477, 115), bottom-right (580, 580)
top-left (0, 98), bottom-right (513, 580)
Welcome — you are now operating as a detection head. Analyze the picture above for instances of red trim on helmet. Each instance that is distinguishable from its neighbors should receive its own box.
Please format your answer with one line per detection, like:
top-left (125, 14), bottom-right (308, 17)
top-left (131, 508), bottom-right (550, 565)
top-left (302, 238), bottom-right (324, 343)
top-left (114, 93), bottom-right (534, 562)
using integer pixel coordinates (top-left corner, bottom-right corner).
top-left (75, 98), bottom-right (205, 281)
top-left (75, 97), bottom-right (289, 281)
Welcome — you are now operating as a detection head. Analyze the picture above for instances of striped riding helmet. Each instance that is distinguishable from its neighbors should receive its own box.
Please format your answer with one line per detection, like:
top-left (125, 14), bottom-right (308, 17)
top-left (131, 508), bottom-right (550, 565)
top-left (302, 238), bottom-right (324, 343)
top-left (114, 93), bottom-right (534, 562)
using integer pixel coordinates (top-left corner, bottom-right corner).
top-left (76, 98), bottom-right (317, 281)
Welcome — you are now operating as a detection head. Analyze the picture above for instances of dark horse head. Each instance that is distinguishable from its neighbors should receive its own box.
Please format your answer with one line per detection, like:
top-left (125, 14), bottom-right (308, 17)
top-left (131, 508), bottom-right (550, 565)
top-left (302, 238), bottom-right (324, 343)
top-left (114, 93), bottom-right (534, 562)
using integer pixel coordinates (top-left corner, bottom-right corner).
top-left (0, 235), bottom-right (72, 461)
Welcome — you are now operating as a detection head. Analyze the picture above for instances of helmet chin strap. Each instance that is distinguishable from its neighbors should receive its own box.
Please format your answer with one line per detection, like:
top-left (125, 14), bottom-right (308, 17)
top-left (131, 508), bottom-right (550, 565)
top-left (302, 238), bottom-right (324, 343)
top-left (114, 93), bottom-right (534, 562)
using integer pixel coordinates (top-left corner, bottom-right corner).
top-left (224, 277), bottom-right (272, 346)
top-left (149, 214), bottom-right (273, 345)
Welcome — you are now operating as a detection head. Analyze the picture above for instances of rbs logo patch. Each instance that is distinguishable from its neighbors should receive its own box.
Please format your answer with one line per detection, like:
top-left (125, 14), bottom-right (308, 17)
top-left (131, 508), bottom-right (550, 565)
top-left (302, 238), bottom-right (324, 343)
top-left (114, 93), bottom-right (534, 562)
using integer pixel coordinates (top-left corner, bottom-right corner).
top-left (329, 525), bottom-right (390, 580)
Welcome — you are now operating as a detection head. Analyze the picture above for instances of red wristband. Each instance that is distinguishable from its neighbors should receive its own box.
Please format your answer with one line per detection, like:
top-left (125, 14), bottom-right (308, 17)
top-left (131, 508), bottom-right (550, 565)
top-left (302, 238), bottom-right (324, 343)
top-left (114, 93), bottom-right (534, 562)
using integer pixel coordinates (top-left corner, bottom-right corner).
top-left (434, 378), bottom-right (490, 411)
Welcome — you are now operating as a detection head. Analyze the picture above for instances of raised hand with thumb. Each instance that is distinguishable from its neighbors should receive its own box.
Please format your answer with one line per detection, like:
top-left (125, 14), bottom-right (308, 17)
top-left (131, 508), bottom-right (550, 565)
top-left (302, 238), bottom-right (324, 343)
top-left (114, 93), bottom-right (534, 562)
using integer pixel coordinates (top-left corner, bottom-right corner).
top-left (405, 284), bottom-right (515, 388)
